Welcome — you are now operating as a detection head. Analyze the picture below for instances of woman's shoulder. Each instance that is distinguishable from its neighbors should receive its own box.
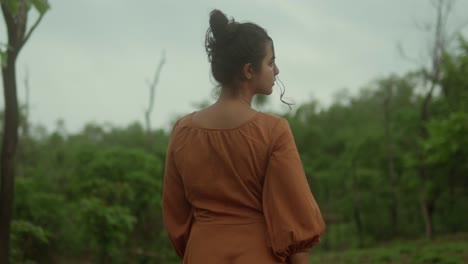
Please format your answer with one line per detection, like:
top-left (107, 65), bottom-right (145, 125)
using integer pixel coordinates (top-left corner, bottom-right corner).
top-left (257, 111), bottom-right (281, 121)
top-left (167, 113), bottom-right (195, 137)
top-left (256, 112), bottom-right (290, 130)
top-left (173, 112), bottom-right (195, 127)
top-left (170, 111), bottom-right (290, 135)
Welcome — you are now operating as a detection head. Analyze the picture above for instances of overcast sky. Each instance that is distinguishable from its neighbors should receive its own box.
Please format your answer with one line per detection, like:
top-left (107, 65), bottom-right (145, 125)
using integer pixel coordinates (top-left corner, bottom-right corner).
top-left (1, 0), bottom-right (467, 133)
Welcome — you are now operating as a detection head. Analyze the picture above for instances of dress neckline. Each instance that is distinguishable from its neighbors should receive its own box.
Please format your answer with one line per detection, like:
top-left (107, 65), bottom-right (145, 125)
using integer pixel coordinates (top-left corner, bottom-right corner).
top-left (187, 111), bottom-right (261, 131)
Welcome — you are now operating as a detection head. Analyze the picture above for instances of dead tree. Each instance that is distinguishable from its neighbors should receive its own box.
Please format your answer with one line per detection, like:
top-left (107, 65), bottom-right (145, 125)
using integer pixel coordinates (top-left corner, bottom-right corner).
top-left (144, 52), bottom-right (165, 152)
top-left (417, 0), bottom-right (453, 240)
top-left (398, 0), bottom-right (466, 240)
top-left (382, 78), bottom-right (399, 236)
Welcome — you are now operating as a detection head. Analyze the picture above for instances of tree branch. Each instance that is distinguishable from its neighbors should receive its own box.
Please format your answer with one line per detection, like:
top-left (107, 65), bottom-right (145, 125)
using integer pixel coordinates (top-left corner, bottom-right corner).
top-left (144, 51), bottom-right (166, 151)
top-left (18, 12), bottom-right (45, 53)
top-left (146, 51), bottom-right (166, 114)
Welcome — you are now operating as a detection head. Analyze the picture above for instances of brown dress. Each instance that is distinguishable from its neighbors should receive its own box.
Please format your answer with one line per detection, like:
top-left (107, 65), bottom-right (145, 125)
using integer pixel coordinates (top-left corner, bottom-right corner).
top-left (162, 111), bottom-right (325, 263)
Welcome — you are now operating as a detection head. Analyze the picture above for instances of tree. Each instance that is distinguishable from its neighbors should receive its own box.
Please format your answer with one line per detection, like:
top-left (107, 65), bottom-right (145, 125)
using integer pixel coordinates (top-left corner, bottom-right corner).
top-left (381, 77), bottom-right (399, 234)
top-left (144, 52), bottom-right (165, 152)
top-left (0, 0), bottom-right (49, 262)
top-left (416, 0), bottom-right (459, 240)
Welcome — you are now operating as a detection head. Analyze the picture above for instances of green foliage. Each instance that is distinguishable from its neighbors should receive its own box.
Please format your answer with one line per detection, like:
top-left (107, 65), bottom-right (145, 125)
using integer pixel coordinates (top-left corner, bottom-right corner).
top-left (30, 0), bottom-right (50, 14)
top-left (79, 198), bottom-right (136, 262)
top-left (440, 36), bottom-right (468, 113)
top-left (71, 147), bottom-right (162, 210)
top-left (2, 0), bottom-right (50, 15)
top-left (310, 233), bottom-right (468, 264)
top-left (424, 112), bottom-right (468, 166)
top-left (10, 220), bottom-right (49, 263)
top-left (66, 145), bottom-right (165, 262)
top-left (7, 117), bottom-right (171, 262)
top-left (14, 177), bottom-right (66, 229)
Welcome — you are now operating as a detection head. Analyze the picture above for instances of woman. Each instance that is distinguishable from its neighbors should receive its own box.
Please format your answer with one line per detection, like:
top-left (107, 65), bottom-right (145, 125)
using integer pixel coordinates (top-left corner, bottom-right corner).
top-left (162, 9), bottom-right (325, 264)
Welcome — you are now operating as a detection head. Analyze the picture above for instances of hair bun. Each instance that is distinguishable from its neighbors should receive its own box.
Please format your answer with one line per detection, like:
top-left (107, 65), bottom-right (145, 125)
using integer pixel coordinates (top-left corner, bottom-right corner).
top-left (209, 9), bottom-right (229, 40)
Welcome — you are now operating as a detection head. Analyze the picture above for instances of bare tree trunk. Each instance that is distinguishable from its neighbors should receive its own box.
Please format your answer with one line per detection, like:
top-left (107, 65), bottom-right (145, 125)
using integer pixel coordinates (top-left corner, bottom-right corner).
top-left (417, 0), bottom-right (451, 240)
top-left (351, 159), bottom-right (363, 247)
top-left (144, 52), bottom-right (165, 152)
top-left (383, 82), bottom-right (399, 236)
top-left (418, 79), bottom-right (437, 240)
top-left (420, 196), bottom-right (435, 240)
top-left (406, 0), bottom-right (465, 242)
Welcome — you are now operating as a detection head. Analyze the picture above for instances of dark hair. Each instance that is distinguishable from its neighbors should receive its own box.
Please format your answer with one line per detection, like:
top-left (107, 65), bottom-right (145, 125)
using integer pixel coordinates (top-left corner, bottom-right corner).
top-left (205, 9), bottom-right (272, 87)
top-left (205, 9), bottom-right (293, 109)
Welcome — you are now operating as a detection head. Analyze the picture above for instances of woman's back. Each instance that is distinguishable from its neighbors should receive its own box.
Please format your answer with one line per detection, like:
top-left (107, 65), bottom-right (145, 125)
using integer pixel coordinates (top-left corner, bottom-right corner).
top-left (163, 111), bottom-right (325, 263)
top-left (175, 111), bottom-right (280, 224)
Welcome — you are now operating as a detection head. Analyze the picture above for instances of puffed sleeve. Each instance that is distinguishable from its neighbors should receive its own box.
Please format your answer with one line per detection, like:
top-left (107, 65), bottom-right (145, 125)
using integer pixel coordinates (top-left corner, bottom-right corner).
top-left (162, 121), bottom-right (193, 258)
top-left (263, 118), bottom-right (325, 262)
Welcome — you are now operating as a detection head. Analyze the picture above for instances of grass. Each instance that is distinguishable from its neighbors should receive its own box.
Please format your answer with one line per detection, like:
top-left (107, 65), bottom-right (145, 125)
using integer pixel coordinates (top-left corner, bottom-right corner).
top-left (310, 233), bottom-right (468, 264)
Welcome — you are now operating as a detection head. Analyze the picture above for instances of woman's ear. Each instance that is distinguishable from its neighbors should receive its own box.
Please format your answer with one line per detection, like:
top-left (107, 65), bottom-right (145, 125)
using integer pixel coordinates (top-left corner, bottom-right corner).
top-left (242, 63), bottom-right (254, 80)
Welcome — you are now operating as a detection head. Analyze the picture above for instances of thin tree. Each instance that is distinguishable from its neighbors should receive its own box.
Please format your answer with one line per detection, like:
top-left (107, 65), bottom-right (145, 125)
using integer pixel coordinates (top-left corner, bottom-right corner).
top-left (144, 51), bottom-right (165, 152)
top-left (416, 0), bottom-right (461, 240)
top-left (399, 0), bottom-right (466, 240)
top-left (382, 78), bottom-right (399, 236)
top-left (0, 0), bottom-right (49, 262)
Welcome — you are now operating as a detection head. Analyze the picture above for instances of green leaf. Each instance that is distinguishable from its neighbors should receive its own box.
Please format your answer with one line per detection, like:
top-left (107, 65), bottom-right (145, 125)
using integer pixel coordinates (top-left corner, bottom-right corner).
top-left (30, 0), bottom-right (50, 14)
top-left (11, 220), bottom-right (50, 244)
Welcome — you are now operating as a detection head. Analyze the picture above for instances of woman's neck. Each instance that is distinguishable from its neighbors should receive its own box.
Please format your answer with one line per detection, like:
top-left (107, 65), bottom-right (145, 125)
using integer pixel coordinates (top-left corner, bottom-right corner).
top-left (217, 86), bottom-right (254, 107)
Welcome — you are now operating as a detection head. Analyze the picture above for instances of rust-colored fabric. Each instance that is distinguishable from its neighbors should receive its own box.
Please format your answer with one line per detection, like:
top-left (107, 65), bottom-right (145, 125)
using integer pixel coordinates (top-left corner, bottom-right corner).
top-left (162, 112), bottom-right (325, 263)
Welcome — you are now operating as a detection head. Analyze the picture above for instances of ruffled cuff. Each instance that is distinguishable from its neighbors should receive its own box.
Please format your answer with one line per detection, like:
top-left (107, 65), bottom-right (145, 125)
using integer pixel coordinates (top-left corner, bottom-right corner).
top-left (271, 232), bottom-right (322, 262)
